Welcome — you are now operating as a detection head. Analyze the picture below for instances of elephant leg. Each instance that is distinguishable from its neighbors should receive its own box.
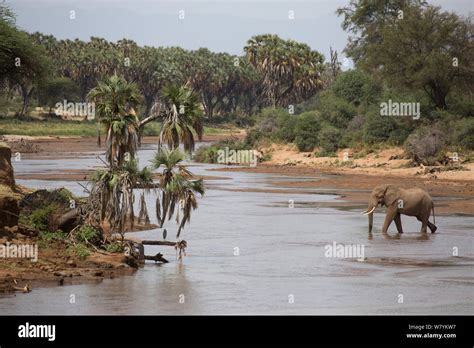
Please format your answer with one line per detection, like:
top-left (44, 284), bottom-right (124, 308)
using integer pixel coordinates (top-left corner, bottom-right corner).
top-left (416, 216), bottom-right (428, 234)
top-left (382, 206), bottom-right (397, 235)
top-left (427, 221), bottom-right (437, 233)
top-left (394, 213), bottom-right (403, 234)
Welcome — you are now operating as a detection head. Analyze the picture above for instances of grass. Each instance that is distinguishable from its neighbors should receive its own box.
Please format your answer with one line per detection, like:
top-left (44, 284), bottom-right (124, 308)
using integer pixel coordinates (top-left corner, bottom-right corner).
top-left (0, 116), bottom-right (240, 137)
top-left (0, 118), bottom-right (98, 137)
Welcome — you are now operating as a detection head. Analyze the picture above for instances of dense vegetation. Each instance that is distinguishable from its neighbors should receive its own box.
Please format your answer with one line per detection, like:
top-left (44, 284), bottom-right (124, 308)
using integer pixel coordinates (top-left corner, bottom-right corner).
top-left (199, 1), bottom-right (473, 164)
top-left (1, 0), bottom-right (473, 166)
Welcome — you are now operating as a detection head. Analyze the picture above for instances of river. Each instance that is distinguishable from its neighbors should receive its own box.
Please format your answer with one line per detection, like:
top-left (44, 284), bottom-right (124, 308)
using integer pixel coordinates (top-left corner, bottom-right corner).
top-left (1, 143), bottom-right (473, 314)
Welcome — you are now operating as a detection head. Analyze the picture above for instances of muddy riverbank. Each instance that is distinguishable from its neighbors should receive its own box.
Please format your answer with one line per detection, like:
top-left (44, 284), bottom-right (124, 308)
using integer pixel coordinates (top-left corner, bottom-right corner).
top-left (212, 164), bottom-right (474, 216)
top-left (6, 136), bottom-right (474, 216)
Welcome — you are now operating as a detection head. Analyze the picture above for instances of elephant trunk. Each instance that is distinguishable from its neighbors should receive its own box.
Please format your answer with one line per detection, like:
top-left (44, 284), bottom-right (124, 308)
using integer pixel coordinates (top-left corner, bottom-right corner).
top-left (362, 199), bottom-right (377, 234)
top-left (368, 209), bottom-right (374, 234)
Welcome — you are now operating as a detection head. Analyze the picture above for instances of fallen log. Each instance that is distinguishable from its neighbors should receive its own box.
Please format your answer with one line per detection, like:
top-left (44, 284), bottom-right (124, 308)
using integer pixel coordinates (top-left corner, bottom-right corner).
top-left (144, 253), bottom-right (169, 263)
top-left (141, 240), bottom-right (178, 246)
top-left (13, 280), bottom-right (31, 293)
top-left (123, 238), bottom-right (187, 263)
top-left (13, 285), bottom-right (31, 293)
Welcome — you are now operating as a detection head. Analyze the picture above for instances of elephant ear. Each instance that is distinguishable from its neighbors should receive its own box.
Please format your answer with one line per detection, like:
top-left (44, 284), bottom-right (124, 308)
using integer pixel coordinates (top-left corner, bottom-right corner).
top-left (384, 186), bottom-right (400, 206)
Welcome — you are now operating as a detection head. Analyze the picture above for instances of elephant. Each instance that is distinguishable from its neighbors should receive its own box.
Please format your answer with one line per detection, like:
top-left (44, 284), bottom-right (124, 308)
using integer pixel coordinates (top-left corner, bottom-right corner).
top-left (362, 184), bottom-right (437, 235)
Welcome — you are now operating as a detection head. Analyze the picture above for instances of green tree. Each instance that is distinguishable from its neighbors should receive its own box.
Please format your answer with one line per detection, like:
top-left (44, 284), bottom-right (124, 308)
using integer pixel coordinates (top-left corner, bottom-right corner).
top-left (338, 1), bottom-right (473, 109)
top-left (87, 74), bottom-right (142, 168)
top-left (151, 148), bottom-right (205, 238)
top-left (39, 77), bottom-right (79, 113)
top-left (337, 0), bottom-right (427, 63)
top-left (158, 85), bottom-right (203, 153)
top-left (245, 34), bottom-right (324, 107)
top-left (294, 111), bottom-right (321, 151)
top-left (0, 16), bottom-right (51, 117)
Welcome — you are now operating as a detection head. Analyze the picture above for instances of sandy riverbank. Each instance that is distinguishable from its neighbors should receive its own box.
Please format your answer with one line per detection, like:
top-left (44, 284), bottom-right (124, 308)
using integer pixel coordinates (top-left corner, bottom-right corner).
top-left (0, 235), bottom-right (138, 294)
top-left (6, 136), bottom-right (474, 215)
top-left (210, 144), bottom-right (473, 216)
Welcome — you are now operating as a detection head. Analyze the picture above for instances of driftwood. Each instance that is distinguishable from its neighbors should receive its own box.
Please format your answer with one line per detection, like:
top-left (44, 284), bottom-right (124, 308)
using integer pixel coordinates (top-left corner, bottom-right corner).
top-left (13, 285), bottom-right (31, 293)
top-left (144, 253), bottom-right (169, 263)
top-left (124, 238), bottom-right (187, 263)
top-left (141, 240), bottom-right (179, 246)
top-left (13, 280), bottom-right (31, 293)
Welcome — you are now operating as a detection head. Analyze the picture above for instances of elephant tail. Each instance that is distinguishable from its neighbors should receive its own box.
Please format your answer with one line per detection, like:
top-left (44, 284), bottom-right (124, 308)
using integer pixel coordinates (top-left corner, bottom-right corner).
top-left (432, 202), bottom-right (436, 225)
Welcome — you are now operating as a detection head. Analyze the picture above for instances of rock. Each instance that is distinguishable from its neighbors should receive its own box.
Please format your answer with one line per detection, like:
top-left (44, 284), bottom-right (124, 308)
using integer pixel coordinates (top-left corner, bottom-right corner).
top-left (0, 143), bottom-right (19, 229)
top-left (0, 142), bottom-right (15, 189)
top-left (19, 188), bottom-right (80, 233)
top-left (123, 255), bottom-right (139, 268)
top-left (67, 260), bottom-right (77, 268)
top-left (0, 190), bottom-right (19, 228)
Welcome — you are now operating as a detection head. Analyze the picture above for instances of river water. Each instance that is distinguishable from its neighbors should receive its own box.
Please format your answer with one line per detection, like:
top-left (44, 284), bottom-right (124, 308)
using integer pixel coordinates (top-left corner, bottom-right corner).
top-left (1, 144), bottom-right (473, 314)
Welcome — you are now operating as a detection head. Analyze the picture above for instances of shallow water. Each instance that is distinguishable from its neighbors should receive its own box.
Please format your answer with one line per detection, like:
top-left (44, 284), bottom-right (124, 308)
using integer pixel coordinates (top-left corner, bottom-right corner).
top-left (1, 144), bottom-right (473, 314)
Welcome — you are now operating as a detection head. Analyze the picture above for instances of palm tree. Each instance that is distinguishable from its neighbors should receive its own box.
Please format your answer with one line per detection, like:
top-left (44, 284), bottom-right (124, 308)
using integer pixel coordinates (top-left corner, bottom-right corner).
top-left (151, 148), bottom-right (205, 238)
top-left (89, 159), bottom-right (153, 239)
top-left (244, 34), bottom-right (324, 107)
top-left (88, 74), bottom-right (142, 168)
top-left (157, 85), bottom-right (203, 154)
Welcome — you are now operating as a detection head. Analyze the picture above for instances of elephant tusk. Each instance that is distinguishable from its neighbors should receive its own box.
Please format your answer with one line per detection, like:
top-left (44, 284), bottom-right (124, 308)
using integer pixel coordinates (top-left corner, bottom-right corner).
top-left (362, 207), bottom-right (376, 215)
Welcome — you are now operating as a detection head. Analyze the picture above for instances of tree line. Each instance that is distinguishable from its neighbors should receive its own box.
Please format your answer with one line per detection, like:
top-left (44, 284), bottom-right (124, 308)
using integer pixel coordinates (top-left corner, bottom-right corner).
top-left (0, 3), bottom-right (325, 120)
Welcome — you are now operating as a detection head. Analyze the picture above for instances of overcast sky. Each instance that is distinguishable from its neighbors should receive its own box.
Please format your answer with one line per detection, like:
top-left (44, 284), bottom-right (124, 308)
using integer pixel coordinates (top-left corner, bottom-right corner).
top-left (7, 0), bottom-right (473, 66)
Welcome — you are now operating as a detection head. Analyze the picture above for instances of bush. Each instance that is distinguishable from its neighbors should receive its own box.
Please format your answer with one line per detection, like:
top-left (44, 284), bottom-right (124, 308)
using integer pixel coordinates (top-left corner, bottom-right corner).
top-left (318, 90), bottom-right (357, 129)
top-left (68, 244), bottom-right (90, 259)
top-left (194, 144), bottom-right (220, 163)
top-left (194, 139), bottom-right (251, 163)
top-left (319, 123), bottom-right (342, 153)
top-left (404, 125), bottom-right (447, 164)
top-left (331, 69), bottom-right (382, 106)
top-left (363, 109), bottom-right (398, 144)
top-left (244, 128), bottom-right (264, 147)
top-left (39, 230), bottom-right (65, 241)
top-left (29, 206), bottom-right (54, 231)
top-left (451, 117), bottom-right (474, 150)
top-left (255, 107), bottom-right (288, 134)
top-left (75, 225), bottom-right (101, 245)
top-left (294, 111), bottom-right (321, 151)
top-left (274, 113), bottom-right (297, 143)
top-left (105, 242), bottom-right (125, 253)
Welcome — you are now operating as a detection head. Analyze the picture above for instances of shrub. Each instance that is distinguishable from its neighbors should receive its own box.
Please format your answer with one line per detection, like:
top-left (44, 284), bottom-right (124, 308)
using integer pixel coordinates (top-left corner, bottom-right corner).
top-left (318, 90), bottom-right (357, 129)
top-left (244, 128), bottom-right (264, 147)
top-left (29, 206), bottom-right (54, 231)
top-left (450, 118), bottom-right (474, 150)
top-left (294, 111), bottom-right (321, 151)
top-left (404, 125), bottom-right (447, 164)
top-left (75, 225), bottom-right (101, 245)
top-left (68, 244), bottom-right (90, 259)
top-left (387, 119), bottom-right (414, 145)
top-left (105, 242), bottom-right (125, 253)
top-left (319, 123), bottom-right (342, 153)
top-left (255, 107), bottom-right (288, 134)
top-left (274, 113), bottom-right (297, 143)
top-left (363, 109), bottom-right (398, 144)
top-left (194, 144), bottom-right (219, 163)
top-left (39, 230), bottom-right (65, 241)
top-left (331, 69), bottom-right (382, 106)
top-left (194, 139), bottom-right (251, 163)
